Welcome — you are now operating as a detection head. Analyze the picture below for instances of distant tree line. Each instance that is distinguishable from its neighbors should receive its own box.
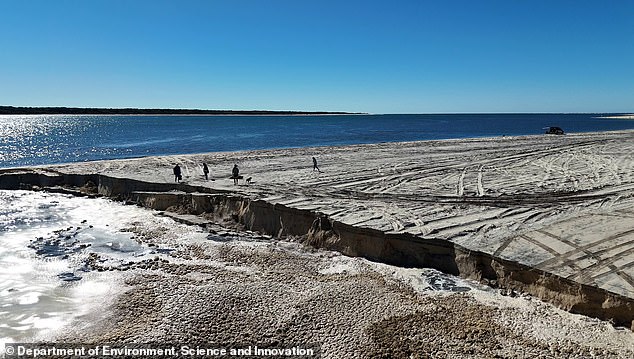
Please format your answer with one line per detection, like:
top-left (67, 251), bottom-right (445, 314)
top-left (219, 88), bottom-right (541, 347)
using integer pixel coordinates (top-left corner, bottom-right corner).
top-left (0, 106), bottom-right (360, 116)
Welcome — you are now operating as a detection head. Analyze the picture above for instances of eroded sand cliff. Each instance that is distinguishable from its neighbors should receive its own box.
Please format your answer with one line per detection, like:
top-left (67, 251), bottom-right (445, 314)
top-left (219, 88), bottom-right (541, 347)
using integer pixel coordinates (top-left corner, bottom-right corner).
top-left (2, 130), bottom-right (634, 356)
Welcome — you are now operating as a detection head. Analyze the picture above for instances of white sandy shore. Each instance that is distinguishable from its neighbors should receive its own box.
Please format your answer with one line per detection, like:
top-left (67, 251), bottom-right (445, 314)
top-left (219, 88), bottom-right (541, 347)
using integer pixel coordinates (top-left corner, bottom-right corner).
top-left (10, 129), bottom-right (634, 356)
top-left (40, 130), bottom-right (634, 299)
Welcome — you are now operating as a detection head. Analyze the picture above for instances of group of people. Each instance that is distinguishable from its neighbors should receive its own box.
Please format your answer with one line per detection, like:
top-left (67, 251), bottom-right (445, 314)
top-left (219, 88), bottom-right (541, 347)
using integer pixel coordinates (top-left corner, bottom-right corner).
top-left (171, 162), bottom-right (240, 184)
top-left (172, 163), bottom-right (210, 182)
top-left (171, 156), bottom-right (322, 184)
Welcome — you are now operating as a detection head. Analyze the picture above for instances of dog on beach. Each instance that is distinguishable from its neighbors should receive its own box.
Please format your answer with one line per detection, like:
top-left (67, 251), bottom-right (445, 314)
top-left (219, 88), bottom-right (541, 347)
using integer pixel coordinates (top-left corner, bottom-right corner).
top-left (245, 177), bottom-right (252, 185)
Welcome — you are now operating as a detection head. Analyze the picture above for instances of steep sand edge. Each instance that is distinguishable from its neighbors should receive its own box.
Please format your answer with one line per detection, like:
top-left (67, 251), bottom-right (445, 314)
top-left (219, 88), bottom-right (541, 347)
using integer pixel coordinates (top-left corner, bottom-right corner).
top-left (2, 131), bottom-right (634, 328)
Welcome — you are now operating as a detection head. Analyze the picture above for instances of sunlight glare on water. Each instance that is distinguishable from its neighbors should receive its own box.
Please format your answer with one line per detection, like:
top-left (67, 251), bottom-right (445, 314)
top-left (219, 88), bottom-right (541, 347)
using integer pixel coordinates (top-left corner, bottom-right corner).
top-left (0, 190), bottom-right (164, 342)
top-left (0, 115), bottom-right (95, 166)
top-left (2, 113), bottom-right (634, 169)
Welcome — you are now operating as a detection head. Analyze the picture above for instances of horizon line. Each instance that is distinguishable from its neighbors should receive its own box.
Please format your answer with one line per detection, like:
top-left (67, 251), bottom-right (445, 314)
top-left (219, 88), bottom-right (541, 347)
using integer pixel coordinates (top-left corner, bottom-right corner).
top-left (0, 105), bottom-right (632, 116)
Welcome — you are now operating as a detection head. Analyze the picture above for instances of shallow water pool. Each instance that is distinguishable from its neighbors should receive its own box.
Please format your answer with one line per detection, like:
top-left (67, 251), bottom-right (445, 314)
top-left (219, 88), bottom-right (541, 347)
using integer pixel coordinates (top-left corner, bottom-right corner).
top-left (0, 190), bottom-right (165, 342)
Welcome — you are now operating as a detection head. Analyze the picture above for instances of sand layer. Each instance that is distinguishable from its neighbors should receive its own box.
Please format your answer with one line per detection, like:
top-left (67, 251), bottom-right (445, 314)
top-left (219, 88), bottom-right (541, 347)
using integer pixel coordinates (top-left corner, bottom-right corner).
top-left (39, 130), bottom-right (634, 299)
top-left (4, 130), bottom-right (634, 357)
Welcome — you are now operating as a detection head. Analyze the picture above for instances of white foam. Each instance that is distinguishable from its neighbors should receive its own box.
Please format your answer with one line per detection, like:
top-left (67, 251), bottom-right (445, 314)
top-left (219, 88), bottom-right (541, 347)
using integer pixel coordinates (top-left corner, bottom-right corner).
top-left (317, 255), bottom-right (362, 275)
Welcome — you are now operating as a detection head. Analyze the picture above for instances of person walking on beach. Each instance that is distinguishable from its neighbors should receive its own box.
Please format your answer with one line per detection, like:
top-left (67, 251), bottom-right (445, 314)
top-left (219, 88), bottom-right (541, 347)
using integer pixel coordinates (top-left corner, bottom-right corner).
top-left (202, 163), bottom-right (209, 180)
top-left (232, 164), bottom-right (240, 185)
top-left (173, 164), bottom-right (182, 183)
top-left (312, 157), bottom-right (321, 172)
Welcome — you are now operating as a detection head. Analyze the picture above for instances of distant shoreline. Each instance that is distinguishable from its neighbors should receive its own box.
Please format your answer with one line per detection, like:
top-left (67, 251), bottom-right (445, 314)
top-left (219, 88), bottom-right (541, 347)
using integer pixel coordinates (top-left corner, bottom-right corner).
top-left (0, 106), bottom-right (365, 116)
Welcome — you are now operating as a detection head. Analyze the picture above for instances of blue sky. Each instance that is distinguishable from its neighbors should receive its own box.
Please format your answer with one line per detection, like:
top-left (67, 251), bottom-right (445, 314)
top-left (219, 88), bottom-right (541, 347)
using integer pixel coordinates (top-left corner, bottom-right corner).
top-left (0, 0), bottom-right (632, 113)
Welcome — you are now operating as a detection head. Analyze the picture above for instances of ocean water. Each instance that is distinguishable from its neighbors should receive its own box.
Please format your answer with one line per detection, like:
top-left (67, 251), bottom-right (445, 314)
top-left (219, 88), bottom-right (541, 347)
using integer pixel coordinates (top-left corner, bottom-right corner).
top-left (0, 190), bottom-right (175, 343)
top-left (1, 113), bottom-right (634, 168)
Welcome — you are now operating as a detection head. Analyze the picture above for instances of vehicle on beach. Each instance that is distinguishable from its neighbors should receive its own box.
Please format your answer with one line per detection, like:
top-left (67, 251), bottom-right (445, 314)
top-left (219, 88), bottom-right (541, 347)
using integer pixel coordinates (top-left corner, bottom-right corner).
top-left (545, 126), bottom-right (565, 135)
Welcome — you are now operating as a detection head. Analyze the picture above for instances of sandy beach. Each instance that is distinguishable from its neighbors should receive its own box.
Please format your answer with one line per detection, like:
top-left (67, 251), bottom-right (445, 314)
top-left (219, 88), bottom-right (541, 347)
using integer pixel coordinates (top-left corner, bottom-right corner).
top-left (3, 130), bottom-right (634, 357)
top-left (41, 129), bottom-right (634, 297)
top-left (4, 0), bottom-right (634, 355)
